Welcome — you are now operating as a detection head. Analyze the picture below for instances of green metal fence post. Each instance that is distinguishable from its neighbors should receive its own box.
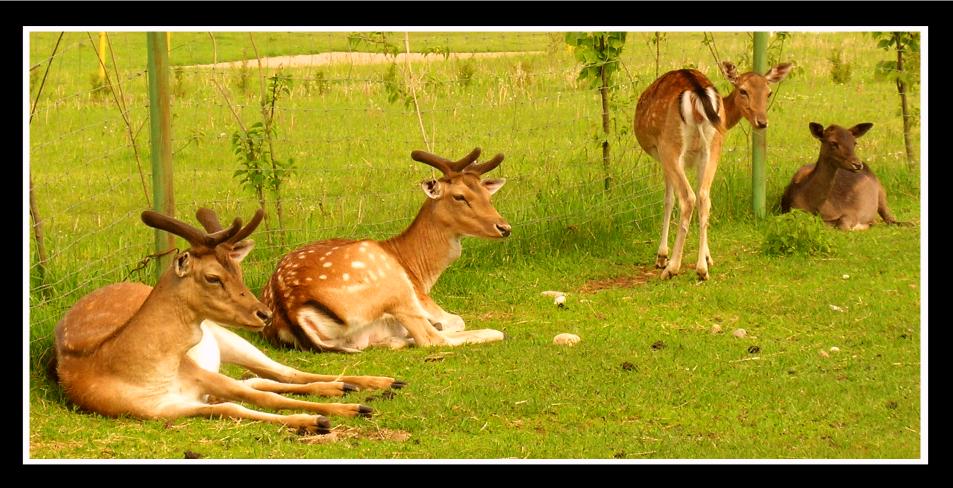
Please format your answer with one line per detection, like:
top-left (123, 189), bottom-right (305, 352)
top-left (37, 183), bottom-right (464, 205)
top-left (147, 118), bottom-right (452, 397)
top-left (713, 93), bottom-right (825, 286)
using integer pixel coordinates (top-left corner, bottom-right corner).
top-left (752, 32), bottom-right (768, 219)
top-left (147, 32), bottom-right (175, 279)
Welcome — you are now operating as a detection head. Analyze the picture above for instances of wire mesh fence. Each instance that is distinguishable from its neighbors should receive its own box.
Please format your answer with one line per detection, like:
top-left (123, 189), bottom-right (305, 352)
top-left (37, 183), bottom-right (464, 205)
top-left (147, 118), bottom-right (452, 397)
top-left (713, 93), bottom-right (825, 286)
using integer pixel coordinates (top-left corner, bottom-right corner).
top-left (27, 31), bottom-right (920, 357)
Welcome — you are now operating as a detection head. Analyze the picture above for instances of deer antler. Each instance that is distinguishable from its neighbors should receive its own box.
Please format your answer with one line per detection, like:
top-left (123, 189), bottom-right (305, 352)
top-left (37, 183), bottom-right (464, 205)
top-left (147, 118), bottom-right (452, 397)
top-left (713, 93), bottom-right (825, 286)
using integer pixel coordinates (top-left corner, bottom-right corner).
top-left (195, 207), bottom-right (224, 233)
top-left (450, 147), bottom-right (482, 172)
top-left (465, 153), bottom-right (504, 175)
top-left (412, 148), bottom-right (485, 176)
top-left (142, 209), bottom-right (254, 249)
top-left (227, 208), bottom-right (265, 244)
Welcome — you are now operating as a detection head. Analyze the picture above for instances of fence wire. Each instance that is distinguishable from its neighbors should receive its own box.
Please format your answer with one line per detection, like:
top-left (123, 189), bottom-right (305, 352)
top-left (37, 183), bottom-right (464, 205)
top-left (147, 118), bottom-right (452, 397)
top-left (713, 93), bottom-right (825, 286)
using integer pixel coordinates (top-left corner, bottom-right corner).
top-left (30, 31), bottom-right (909, 350)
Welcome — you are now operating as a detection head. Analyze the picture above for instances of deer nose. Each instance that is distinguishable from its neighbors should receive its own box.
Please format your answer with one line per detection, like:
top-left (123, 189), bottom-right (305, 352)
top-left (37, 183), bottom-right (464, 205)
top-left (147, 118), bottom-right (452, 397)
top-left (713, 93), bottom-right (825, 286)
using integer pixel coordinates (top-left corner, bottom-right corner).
top-left (256, 309), bottom-right (273, 323)
top-left (755, 119), bottom-right (768, 129)
top-left (495, 223), bottom-right (512, 237)
top-left (850, 161), bottom-right (863, 172)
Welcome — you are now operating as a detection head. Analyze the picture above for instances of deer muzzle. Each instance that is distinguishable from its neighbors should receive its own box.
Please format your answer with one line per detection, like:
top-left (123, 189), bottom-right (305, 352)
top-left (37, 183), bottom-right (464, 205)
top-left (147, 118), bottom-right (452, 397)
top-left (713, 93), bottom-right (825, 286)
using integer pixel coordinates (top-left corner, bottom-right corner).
top-left (495, 223), bottom-right (512, 238)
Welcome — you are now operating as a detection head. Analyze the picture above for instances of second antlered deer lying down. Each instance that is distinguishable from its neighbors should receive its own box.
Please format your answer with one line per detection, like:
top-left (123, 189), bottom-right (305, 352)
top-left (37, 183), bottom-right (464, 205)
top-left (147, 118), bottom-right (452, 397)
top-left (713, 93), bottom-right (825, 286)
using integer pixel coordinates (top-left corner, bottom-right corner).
top-left (54, 208), bottom-right (401, 434)
top-left (781, 122), bottom-right (902, 230)
top-left (634, 61), bottom-right (792, 280)
top-left (261, 148), bottom-right (510, 352)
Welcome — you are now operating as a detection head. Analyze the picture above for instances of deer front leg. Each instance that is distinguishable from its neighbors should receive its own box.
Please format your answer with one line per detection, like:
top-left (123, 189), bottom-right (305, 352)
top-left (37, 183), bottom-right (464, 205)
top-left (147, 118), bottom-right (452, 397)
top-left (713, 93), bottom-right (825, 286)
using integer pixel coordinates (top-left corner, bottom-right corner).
top-left (695, 134), bottom-right (720, 280)
top-left (160, 400), bottom-right (332, 434)
top-left (181, 358), bottom-right (372, 418)
top-left (206, 322), bottom-right (402, 391)
top-left (392, 307), bottom-right (449, 348)
top-left (418, 293), bottom-right (465, 332)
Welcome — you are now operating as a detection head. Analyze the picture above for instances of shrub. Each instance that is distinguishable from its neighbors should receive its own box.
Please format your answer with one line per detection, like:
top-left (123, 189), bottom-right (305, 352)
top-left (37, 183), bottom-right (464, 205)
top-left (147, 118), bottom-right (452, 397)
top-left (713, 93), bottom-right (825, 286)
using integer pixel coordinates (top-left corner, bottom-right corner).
top-left (762, 210), bottom-right (834, 256)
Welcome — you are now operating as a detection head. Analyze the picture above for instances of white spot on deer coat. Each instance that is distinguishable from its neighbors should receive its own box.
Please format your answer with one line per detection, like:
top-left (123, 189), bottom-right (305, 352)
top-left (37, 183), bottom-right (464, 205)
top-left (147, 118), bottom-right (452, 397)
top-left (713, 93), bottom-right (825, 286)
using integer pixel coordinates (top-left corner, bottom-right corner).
top-left (342, 273), bottom-right (350, 281)
top-left (319, 275), bottom-right (327, 280)
top-left (352, 261), bottom-right (366, 269)
top-left (323, 262), bottom-right (333, 268)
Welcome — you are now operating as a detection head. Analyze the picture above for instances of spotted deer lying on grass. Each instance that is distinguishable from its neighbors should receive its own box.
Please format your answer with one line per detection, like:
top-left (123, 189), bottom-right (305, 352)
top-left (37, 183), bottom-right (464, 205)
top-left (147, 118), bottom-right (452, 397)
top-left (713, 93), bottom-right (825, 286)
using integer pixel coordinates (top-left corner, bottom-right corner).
top-left (54, 208), bottom-right (401, 434)
top-left (781, 122), bottom-right (903, 230)
top-left (634, 61), bottom-right (792, 280)
top-left (261, 148), bottom-right (510, 352)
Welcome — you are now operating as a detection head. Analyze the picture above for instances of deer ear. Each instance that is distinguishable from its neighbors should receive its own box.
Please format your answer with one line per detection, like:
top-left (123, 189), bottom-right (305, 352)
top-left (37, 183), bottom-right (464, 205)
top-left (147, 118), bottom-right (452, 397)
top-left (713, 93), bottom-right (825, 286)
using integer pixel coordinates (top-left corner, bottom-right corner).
top-left (229, 239), bottom-right (255, 263)
top-left (174, 252), bottom-right (192, 278)
top-left (482, 178), bottom-right (506, 195)
top-left (420, 179), bottom-right (444, 199)
top-left (765, 62), bottom-right (793, 83)
top-left (721, 61), bottom-right (739, 85)
top-left (809, 122), bottom-right (825, 140)
top-left (850, 123), bottom-right (874, 139)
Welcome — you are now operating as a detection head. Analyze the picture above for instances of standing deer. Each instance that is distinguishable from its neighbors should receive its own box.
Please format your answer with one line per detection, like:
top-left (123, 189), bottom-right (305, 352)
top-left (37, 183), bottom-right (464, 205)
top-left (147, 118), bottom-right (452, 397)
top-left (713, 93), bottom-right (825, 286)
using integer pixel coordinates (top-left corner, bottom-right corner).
top-left (780, 122), bottom-right (900, 230)
top-left (635, 61), bottom-right (792, 280)
top-left (261, 148), bottom-right (510, 352)
top-left (54, 208), bottom-right (401, 435)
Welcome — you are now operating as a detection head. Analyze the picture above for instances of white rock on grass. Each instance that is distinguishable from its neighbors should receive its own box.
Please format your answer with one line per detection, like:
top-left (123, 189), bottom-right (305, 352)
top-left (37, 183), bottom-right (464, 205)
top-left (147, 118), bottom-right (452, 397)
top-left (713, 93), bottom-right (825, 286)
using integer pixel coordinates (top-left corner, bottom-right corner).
top-left (829, 346), bottom-right (841, 353)
top-left (732, 328), bottom-right (747, 338)
top-left (553, 333), bottom-right (581, 346)
top-left (711, 324), bottom-right (723, 334)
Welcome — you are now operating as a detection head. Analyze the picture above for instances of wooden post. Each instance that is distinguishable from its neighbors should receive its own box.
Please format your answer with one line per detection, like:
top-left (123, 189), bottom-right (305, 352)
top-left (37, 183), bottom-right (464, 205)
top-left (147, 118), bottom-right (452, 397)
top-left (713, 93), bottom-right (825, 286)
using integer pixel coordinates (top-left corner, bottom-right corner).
top-left (147, 32), bottom-right (175, 278)
top-left (97, 32), bottom-right (107, 83)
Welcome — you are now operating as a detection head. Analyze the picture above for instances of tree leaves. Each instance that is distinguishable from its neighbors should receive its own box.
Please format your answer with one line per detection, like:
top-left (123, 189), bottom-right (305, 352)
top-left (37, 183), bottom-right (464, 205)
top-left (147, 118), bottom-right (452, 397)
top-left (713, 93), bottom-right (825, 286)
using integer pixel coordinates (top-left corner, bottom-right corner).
top-left (564, 32), bottom-right (628, 89)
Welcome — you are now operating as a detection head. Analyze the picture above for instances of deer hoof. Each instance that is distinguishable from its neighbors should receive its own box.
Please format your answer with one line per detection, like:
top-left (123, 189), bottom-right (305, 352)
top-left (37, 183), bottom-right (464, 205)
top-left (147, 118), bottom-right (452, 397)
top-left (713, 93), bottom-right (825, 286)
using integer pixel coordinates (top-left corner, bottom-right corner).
top-left (300, 416), bottom-right (332, 435)
top-left (342, 382), bottom-right (359, 393)
top-left (391, 380), bottom-right (407, 389)
top-left (358, 405), bottom-right (374, 418)
top-left (660, 268), bottom-right (677, 280)
top-left (696, 269), bottom-right (710, 281)
top-left (655, 254), bottom-right (669, 269)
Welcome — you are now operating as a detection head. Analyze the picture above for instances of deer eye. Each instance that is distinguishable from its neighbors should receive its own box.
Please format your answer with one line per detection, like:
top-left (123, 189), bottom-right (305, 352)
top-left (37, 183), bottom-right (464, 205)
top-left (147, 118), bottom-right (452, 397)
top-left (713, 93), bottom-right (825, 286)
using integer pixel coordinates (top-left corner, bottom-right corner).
top-left (452, 194), bottom-right (467, 202)
top-left (205, 275), bottom-right (222, 285)
top-left (739, 89), bottom-right (748, 97)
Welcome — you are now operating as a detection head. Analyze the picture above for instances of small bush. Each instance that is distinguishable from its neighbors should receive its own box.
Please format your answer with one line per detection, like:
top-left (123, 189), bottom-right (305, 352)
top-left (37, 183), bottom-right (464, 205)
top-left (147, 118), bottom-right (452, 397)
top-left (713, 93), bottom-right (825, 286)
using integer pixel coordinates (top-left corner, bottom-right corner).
top-left (829, 49), bottom-right (852, 84)
top-left (762, 210), bottom-right (834, 256)
top-left (457, 61), bottom-right (475, 88)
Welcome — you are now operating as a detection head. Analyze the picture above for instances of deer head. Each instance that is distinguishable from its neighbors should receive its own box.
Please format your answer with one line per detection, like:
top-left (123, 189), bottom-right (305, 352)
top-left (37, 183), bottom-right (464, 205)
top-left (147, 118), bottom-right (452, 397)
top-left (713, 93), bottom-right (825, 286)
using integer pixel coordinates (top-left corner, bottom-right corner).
top-left (810, 122), bottom-right (873, 173)
top-left (411, 147), bottom-right (512, 239)
top-left (141, 207), bottom-right (272, 330)
top-left (721, 61), bottom-right (793, 129)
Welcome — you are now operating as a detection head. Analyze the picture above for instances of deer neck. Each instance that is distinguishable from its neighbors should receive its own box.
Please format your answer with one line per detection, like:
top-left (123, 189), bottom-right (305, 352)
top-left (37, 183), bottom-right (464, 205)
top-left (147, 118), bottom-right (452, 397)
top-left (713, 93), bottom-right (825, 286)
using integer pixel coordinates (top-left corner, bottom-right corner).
top-left (722, 90), bottom-right (744, 130)
top-left (800, 155), bottom-right (841, 208)
top-left (117, 272), bottom-right (205, 358)
top-left (383, 200), bottom-right (461, 294)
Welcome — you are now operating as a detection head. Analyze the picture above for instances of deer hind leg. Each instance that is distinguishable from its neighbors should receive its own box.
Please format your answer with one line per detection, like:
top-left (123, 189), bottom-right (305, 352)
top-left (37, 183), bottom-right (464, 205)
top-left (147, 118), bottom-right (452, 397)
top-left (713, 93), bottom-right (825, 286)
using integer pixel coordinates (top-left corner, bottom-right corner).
top-left (161, 400), bottom-right (332, 435)
top-left (206, 322), bottom-right (401, 391)
top-left (656, 178), bottom-right (675, 269)
top-left (694, 128), bottom-right (720, 280)
top-left (878, 187), bottom-right (900, 225)
top-left (182, 356), bottom-right (372, 418)
top-left (660, 146), bottom-right (695, 280)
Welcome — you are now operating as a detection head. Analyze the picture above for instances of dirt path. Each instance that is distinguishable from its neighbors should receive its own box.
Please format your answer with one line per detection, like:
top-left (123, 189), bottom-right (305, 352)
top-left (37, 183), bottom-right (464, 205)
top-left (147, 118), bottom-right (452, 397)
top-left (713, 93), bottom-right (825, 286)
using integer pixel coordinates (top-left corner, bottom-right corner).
top-left (187, 51), bottom-right (544, 69)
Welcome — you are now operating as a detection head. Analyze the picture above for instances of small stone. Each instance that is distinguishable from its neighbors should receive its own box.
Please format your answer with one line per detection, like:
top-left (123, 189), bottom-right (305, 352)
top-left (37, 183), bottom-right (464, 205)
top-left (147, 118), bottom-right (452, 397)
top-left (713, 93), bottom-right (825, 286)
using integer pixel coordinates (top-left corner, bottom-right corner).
top-left (732, 328), bottom-right (747, 338)
top-left (651, 340), bottom-right (666, 350)
top-left (829, 304), bottom-right (845, 312)
top-left (829, 346), bottom-right (841, 353)
top-left (842, 274), bottom-right (850, 280)
top-left (819, 350), bottom-right (830, 358)
top-left (553, 333), bottom-right (581, 346)
top-left (747, 345), bottom-right (761, 354)
top-left (711, 324), bottom-right (723, 334)
top-left (554, 295), bottom-right (566, 308)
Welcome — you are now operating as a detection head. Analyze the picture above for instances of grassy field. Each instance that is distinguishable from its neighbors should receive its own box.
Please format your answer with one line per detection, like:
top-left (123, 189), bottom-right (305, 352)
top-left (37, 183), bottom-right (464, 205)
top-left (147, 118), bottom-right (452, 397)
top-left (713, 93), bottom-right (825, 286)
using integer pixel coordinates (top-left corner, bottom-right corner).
top-left (27, 31), bottom-right (922, 460)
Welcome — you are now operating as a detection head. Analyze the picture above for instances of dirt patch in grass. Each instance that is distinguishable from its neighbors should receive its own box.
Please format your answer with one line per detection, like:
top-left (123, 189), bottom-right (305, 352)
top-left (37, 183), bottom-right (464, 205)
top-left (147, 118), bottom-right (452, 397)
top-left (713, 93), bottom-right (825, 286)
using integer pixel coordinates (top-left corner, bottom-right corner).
top-left (298, 426), bottom-right (411, 444)
top-left (578, 265), bottom-right (659, 293)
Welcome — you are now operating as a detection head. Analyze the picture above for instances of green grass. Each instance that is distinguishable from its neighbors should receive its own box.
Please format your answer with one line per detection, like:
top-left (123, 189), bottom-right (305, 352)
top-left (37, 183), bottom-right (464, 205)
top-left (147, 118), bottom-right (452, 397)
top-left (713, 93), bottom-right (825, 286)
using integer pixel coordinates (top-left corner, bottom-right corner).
top-left (27, 31), bottom-right (921, 459)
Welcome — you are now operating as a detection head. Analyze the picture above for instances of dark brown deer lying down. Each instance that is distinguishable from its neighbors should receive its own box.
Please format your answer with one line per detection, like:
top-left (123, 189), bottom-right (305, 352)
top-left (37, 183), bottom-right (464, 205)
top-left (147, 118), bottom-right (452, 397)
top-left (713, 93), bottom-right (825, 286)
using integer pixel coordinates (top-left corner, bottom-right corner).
top-left (781, 122), bottom-right (901, 230)
top-left (261, 148), bottom-right (509, 352)
top-left (54, 208), bottom-right (402, 435)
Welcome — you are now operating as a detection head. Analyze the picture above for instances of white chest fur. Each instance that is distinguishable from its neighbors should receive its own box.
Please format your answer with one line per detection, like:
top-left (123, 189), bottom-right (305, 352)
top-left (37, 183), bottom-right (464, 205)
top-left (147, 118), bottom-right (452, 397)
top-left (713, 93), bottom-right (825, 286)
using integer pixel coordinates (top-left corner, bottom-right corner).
top-left (186, 321), bottom-right (222, 373)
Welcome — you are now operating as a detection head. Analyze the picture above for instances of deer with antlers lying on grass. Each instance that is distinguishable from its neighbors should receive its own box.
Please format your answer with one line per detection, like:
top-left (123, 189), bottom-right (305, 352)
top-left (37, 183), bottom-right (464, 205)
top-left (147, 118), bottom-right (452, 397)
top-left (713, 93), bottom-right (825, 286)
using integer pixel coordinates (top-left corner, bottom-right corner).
top-left (261, 148), bottom-right (510, 352)
top-left (54, 207), bottom-right (402, 434)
